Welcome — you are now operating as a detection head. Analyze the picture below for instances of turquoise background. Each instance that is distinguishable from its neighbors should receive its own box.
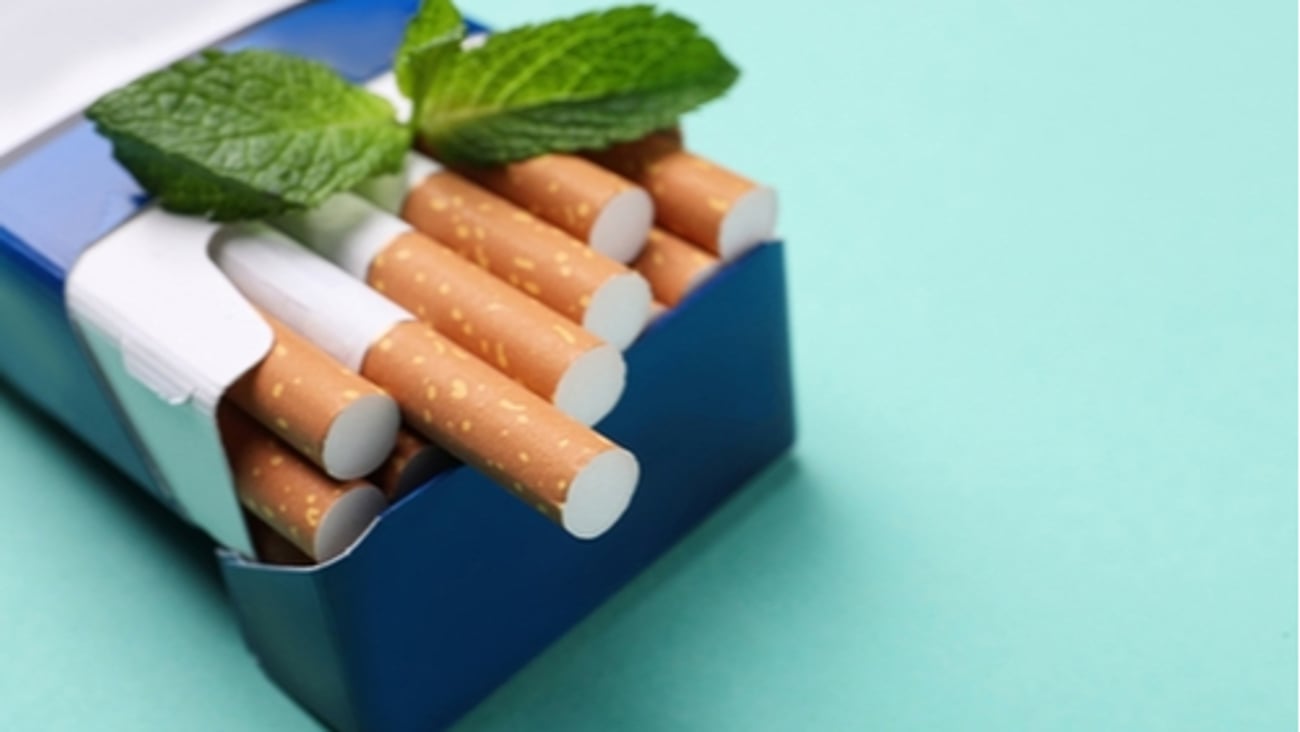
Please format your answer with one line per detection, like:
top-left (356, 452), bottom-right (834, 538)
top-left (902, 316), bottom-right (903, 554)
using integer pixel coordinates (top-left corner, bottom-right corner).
top-left (0, 0), bottom-right (1294, 729)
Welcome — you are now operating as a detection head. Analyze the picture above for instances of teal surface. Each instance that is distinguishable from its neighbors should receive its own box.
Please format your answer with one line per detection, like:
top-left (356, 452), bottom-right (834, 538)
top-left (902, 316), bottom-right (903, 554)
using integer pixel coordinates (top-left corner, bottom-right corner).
top-left (0, 1), bottom-right (1294, 729)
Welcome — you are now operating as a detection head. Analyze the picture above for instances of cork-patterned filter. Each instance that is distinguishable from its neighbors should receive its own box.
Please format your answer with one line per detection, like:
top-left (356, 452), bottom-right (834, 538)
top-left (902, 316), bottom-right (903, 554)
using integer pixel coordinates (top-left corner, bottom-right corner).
top-left (226, 314), bottom-right (401, 480)
top-left (633, 228), bottom-right (721, 307)
top-left (368, 428), bottom-right (459, 502)
top-left (368, 230), bottom-right (627, 426)
top-left (219, 406), bottom-right (388, 562)
top-left (361, 321), bottom-right (638, 538)
top-left (401, 172), bottom-right (652, 349)
top-left (460, 154), bottom-right (654, 264)
top-left (586, 130), bottom-right (778, 261)
top-left (246, 510), bottom-right (314, 566)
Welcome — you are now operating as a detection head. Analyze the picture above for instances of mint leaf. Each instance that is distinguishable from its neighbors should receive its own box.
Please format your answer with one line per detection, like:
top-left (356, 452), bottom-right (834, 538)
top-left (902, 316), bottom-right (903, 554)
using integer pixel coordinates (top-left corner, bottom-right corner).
top-left (87, 49), bottom-right (411, 221)
top-left (413, 5), bottom-right (739, 165)
top-left (394, 0), bottom-right (465, 102)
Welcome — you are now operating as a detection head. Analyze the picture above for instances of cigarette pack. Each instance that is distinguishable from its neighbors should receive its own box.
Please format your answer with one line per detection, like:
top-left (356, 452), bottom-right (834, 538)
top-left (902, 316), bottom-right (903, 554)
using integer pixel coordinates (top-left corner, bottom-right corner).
top-left (0, 1), bottom-right (795, 729)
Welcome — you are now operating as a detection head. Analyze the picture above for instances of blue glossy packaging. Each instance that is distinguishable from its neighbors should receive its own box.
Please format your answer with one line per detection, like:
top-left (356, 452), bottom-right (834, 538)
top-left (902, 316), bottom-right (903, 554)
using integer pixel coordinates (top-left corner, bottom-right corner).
top-left (0, 1), bottom-right (795, 728)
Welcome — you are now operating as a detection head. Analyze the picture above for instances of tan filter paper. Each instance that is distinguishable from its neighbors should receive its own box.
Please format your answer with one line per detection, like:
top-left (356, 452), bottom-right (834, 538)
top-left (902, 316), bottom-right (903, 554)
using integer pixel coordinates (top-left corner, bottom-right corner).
top-left (633, 228), bottom-right (721, 307)
top-left (227, 315), bottom-right (399, 480)
top-left (246, 511), bottom-right (314, 566)
top-left (586, 130), bottom-right (777, 260)
top-left (219, 406), bottom-right (387, 562)
top-left (360, 321), bottom-right (637, 538)
top-left (368, 230), bottom-right (623, 424)
top-left (401, 172), bottom-right (641, 326)
top-left (368, 428), bottom-right (459, 501)
top-left (459, 154), bottom-right (653, 263)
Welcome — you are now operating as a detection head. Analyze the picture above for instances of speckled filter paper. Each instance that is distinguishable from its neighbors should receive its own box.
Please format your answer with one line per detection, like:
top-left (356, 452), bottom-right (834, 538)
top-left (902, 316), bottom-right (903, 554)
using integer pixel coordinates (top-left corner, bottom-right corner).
top-left (360, 321), bottom-right (619, 525)
top-left (228, 315), bottom-right (390, 475)
top-left (460, 154), bottom-right (640, 244)
top-left (402, 172), bottom-right (630, 323)
top-left (588, 131), bottom-right (761, 255)
top-left (369, 230), bottom-right (607, 401)
top-left (219, 406), bottom-right (374, 560)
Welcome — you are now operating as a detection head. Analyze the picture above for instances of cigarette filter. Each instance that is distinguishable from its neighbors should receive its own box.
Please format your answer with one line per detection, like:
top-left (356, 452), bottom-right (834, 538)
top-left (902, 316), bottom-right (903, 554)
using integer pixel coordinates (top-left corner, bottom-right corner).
top-left (220, 406), bottom-right (387, 562)
top-left (361, 73), bottom-right (652, 264)
top-left (246, 511), bottom-right (314, 566)
top-left (586, 130), bottom-right (778, 261)
top-left (399, 171), bottom-right (652, 350)
top-left (632, 228), bottom-right (721, 307)
top-left (362, 321), bottom-right (637, 538)
top-left (459, 154), bottom-right (653, 264)
top-left (277, 193), bottom-right (628, 426)
top-left (369, 428), bottom-right (459, 501)
top-left (227, 314), bottom-right (401, 479)
top-left (213, 225), bottom-right (639, 538)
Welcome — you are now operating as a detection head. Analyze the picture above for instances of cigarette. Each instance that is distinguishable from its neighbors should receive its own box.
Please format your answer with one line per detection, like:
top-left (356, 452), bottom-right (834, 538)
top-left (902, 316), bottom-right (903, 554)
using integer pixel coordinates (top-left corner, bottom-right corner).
top-left (404, 173), bottom-right (652, 349)
top-left (458, 155), bottom-right (653, 264)
top-left (220, 405), bottom-right (387, 562)
top-left (356, 158), bottom-right (652, 350)
top-left (368, 428), bottom-right (459, 501)
top-left (585, 130), bottom-right (778, 261)
top-left (363, 320), bottom-right (638, 538)
top-left (227, 313), bottom-right (401, 479)
top-left (361, 73), bottom-right (652, 264)
top-left (632, 228), bottom-right (720, 307)
top-left (276, 193), bottom-right (628, 426)
top-left (213, 225), bottom-right (639, 538)
top-left (245, 511), bottom-right (314, 566)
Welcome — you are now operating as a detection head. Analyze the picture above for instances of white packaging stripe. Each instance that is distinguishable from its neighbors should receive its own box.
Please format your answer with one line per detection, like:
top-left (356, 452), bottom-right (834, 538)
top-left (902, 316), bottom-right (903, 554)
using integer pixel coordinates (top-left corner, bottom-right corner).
top-left (212, 223), bottom-right (412, 370)
top-left (63, 207), bottom-right (273, 555)
top-left (68, 208), bottom-right (271, 409)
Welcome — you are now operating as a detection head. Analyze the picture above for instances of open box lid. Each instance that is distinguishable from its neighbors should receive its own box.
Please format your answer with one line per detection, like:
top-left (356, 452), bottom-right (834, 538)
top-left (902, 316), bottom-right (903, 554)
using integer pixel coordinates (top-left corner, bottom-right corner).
top-left (67, 210), bottom-right (275, 554)
top-left (0, 0), bottom-right (300, 166)
top-left (0, 0), bottom-right (434, 550)
top-left (0, 0), bottom-right (303, 553)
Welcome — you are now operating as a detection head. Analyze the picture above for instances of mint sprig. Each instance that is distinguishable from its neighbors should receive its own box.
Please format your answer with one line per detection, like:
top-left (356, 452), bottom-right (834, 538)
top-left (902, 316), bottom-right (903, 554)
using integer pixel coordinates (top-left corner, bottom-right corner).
top-left (88, 3), bottom-right (741, 220)
top-left (405, 3), bottom-right (739, 165)
top-left (87, 49), bottom-right (410, 221)
top-left (393, 0), bottom-right (465, 137)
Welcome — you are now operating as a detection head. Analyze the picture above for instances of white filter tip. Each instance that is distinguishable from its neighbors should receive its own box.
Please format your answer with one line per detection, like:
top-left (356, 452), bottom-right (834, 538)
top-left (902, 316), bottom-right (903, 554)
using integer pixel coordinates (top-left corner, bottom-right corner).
top-left (321, 393), bottom-right (401, 480)
top-left (588, 187), bottom-right (653, 264)
top-left (582, 272), bottom-right (652, 350)
top-left (312, 483), bottom-right (387, 560)
top-left (553, 344), bottom-right (627, 426)
top-left (562, 448), bottom-right (639, 539)
top-left (717, 186), bottom-right (778, 261)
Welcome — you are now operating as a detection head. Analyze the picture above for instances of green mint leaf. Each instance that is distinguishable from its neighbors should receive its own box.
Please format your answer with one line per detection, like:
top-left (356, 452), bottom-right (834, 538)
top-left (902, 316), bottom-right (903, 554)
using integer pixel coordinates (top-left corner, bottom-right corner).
top-left (394, 0), bottom-right (465, 102)
top-left (86, 49), bottom-right (411, 221)
top-left (414, 5), bottom-right (739, 165)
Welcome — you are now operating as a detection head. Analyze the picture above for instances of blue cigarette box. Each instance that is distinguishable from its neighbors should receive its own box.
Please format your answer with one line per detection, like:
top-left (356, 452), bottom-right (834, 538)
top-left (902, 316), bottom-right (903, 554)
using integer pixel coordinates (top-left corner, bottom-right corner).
top-left (0, 1), bottom-right (795, 729)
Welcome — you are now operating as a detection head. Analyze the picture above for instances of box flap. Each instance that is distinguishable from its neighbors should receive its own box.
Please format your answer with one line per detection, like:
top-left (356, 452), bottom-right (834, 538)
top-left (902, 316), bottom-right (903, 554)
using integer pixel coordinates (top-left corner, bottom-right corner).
top-left (0, 0), bottom-right (301, 165)
top-left (67, 208), bottom-right (275, 553)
